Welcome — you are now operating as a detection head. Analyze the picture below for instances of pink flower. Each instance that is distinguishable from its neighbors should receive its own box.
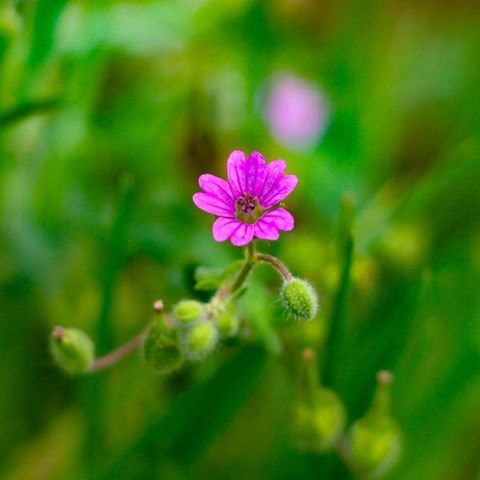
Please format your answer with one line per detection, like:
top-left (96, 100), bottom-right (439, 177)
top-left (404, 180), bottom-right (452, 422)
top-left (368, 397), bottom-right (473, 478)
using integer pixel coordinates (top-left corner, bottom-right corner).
top-left (193, 151), bottom-right (298, 247)
top-left (265, 73), bottom-right (330, 151)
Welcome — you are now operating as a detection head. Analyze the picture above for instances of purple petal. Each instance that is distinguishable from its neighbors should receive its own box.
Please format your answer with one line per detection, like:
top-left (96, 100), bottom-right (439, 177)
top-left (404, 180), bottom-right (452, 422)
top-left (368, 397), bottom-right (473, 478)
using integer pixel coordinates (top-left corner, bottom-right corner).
top-left (244, 151), bottom-right (267, 196)
top-left (258, 160), bottom-right (285, 204)
top-left (193, 193), bottom-right (235, 217)
top-left (261, 174), bottom-right (298, 209)
top-left (198, 174), bottom-right (235, 211)
top-left (259, 208), bottom-right (294, 231)
top-left (230, 223), bottom-right (255, 246)
top-left (254, 220), bottom-right (280, 240)
top-left (227, 150), bottom-right (247, 198)
top-left (212, 217), bottom-right (242, 242)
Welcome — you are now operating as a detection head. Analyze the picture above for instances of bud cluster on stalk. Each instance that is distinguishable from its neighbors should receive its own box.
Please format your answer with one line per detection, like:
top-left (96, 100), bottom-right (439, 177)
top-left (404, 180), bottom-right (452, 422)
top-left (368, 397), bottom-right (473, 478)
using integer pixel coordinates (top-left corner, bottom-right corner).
top-left (141, 295), bottom-right (240, 371)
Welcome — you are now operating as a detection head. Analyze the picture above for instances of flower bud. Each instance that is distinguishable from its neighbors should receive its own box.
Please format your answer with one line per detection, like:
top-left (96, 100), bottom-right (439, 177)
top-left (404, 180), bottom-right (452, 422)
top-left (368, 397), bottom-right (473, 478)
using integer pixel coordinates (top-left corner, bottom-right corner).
top-left (213, 304), bottom-right (239, 337)
top-left (173, 300), bottom-right (204, 325)
top-left (347, 371), bottom-right (402, 478)
top-left (50, 326), bottom-right (95, 375)
top-left (292, 349), bottom-right (345, 451)
top-left (292, 387), bottom-right (346, 452)
top-left (281, 278), bottom-right (318, 320)
top-left (183, 321), bottom-right (218, 361)
top-left (142, 316), bottom-right (183, 374)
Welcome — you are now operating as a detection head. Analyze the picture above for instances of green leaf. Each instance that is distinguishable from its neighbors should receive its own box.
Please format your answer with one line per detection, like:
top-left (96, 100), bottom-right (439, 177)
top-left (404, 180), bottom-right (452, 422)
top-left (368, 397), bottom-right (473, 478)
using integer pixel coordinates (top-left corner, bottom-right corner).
top-left (194, 260), bottom-right (244, 291)
top-left (28, 0), bottom-right (69, 71)
top-left (0, 98), bottom-right (62, 129)
top-left (194, 266), bottom-right (223, 291)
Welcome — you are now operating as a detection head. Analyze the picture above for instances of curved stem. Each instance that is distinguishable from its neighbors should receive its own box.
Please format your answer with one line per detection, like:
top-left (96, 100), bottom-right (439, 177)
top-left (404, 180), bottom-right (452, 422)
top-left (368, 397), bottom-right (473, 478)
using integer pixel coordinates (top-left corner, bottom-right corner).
top-left (87, 330), bottom-right (146, 373)
top-left (255, 253), bottom-right (293, 281)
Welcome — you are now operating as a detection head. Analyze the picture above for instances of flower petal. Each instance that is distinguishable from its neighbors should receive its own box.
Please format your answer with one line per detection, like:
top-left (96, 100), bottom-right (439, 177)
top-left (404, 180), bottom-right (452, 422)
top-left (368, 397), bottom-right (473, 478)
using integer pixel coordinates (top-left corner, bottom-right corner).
top-left (261, 174), bottom-right (298, 209)
top-left (230, 222), bottom-right (255, 246)
top-left (258, 160), bottom-right (285, 204)
top-left (212, 217), bottom-right (242, 242)
top-left (198, 174), bottom-right (235, 211)
top-left (259, 208), bottom-right (294, 231)
top-left (227, 150), bottom-right (247, 198)
top-left (193, 193), bottom-right (235, 217)
top-left (254, 220), bottom-right (280, 240)
top-left (244, 151), bottom-right (267, 197)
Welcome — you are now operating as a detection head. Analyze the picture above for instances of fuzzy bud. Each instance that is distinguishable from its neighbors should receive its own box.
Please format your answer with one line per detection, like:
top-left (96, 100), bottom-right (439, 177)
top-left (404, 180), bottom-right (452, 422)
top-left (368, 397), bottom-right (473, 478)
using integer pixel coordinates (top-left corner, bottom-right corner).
top-left (213, 304), bottom-right (239, 337)
top-left (50, 326), bottom-right (95, 375)
top-left (347, 371), bottom-right (402, 478)
top-left (281, 278), bottom-right (318, 320)
top-left (183, 321), bottom-right (218, 361)
top-left (174, 300), bottom-right (204, 325)
top-left (143, 316), bottom-right (183, 374)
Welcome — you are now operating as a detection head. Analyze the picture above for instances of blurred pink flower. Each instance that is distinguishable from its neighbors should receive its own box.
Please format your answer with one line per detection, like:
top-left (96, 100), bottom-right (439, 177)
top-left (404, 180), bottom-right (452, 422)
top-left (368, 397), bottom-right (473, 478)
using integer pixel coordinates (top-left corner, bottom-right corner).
top-left (265, 73), bottom-right (329, 150)
top-left (193, 151), bottom-right (298, 247)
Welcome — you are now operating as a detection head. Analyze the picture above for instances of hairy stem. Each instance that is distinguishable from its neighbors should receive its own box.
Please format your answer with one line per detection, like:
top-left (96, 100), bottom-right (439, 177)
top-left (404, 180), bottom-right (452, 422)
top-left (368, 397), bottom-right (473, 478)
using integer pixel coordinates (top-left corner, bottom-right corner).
top-left (229, 242), bottom-right (256, 296)
top-left (255, 253), bottom-right (293, 281)
top-left (87, 330), bottom-right (146, 373)
top-left (215, 242), bottom-right (256, 303)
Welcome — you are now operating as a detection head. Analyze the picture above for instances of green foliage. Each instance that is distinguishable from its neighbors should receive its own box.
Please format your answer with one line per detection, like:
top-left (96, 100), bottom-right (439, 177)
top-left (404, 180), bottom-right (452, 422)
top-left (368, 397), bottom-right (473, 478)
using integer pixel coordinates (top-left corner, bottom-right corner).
top-left (194, 260), bottom-right (244, 291)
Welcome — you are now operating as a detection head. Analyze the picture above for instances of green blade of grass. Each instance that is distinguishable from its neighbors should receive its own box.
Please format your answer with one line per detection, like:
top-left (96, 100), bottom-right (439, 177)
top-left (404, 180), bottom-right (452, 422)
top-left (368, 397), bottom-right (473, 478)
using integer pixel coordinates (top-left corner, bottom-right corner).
top-left (322, 233), bottom-right (354, 388)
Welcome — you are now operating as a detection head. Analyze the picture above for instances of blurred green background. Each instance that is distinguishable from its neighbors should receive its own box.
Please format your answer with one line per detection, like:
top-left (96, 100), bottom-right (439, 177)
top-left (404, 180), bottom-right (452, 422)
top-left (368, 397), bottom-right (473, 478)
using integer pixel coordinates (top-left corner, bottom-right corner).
top-left (1, 1), bottom-right (480, 479)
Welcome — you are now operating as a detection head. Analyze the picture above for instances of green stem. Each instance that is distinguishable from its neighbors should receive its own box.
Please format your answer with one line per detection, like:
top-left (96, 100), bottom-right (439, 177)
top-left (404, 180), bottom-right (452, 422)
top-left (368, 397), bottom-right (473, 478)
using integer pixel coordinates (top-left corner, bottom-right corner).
top-left (322, 233), bottom-right (354, 388)
top-left (229, 241), bottom-right (256, 296)
top-left (87, 330), bottom-right (147, 373)
top-left (303, 349), bottom-right (321, 406)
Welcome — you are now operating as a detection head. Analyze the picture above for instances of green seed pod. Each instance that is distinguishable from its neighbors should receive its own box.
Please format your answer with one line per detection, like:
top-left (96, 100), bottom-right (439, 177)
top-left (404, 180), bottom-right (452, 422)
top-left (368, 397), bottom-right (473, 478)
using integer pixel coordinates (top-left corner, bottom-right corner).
top-left (292, 387), bottom-right (346, 452)
top-left (183, 321), bottom-right (218, 361)
top-left (173, 300), bottom-right (204, 325)
top-left (213, 304), bottom-right (239, 337)
top-left (50, 326), bottom-right (95, 375)
top-left (348, 371), bottom-right (402, 478)
top-left (142, 317), bottom-right (183, 374)
top-left (281, 278), bottom-right (318, 320)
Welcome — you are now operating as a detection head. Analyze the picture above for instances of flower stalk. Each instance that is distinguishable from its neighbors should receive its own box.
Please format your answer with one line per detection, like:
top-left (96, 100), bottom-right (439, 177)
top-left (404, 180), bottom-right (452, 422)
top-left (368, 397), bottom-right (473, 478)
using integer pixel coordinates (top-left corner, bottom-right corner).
top-left (255, 252), bottom-right (293, 281)
top-left (87, 330), bottom-right (147, 373)
top-left (229, 242), bottom-right (256, 295)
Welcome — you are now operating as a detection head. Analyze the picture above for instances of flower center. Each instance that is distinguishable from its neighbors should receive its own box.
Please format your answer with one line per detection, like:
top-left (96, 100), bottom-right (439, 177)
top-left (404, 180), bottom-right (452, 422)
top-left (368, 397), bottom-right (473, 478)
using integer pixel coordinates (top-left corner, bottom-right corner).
top-left (236, 194), bottom-right (263, 224)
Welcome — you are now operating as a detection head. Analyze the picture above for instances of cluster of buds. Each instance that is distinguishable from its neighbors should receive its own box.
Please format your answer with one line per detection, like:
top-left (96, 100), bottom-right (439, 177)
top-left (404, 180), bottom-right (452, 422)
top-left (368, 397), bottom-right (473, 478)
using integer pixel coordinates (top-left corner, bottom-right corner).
top-left (140, 254), bottom-right (317, 372)
top-left (49, 246), bottom-right (319, 376)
